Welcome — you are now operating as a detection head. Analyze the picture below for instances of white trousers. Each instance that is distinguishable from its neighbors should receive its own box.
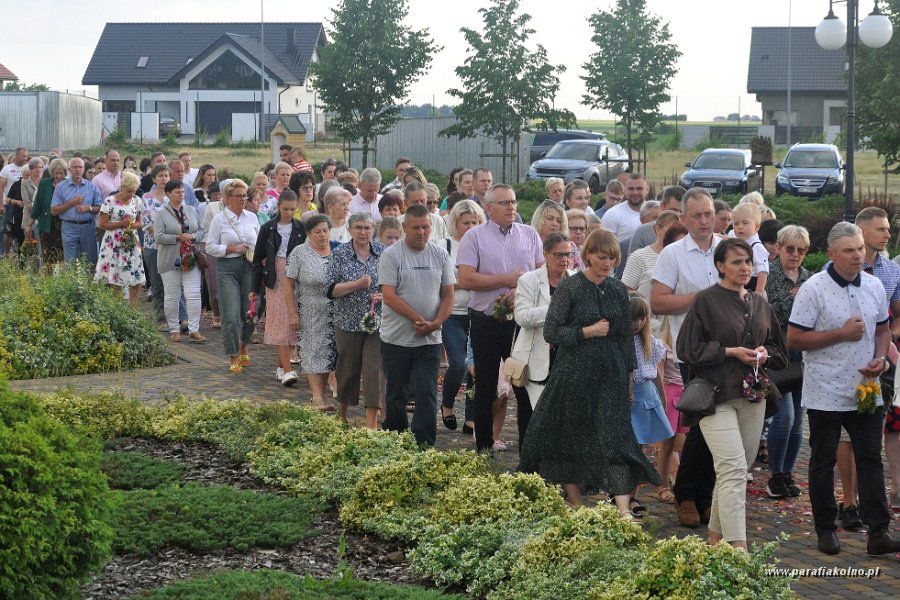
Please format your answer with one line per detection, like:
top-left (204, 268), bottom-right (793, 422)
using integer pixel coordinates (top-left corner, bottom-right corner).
top-left (160, 267), bottom-right (201, 334)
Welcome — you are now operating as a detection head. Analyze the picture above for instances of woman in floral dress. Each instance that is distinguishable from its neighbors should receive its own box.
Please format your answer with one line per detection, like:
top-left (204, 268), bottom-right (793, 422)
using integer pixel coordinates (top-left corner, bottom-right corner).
top-left (94, 171), bottom-right (145, 308)
top-left (284, 214), bottom-right (337, 410)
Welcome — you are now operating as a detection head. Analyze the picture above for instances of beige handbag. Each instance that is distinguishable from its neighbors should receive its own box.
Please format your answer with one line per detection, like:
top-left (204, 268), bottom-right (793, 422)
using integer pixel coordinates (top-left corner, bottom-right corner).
top-left (503, 327), bottom-right (533, 387)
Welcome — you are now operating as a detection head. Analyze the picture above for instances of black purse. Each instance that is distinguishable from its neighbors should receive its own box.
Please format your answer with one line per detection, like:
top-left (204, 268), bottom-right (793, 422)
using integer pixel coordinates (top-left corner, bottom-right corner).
top-left (676, 374), bottom-right (718, 428)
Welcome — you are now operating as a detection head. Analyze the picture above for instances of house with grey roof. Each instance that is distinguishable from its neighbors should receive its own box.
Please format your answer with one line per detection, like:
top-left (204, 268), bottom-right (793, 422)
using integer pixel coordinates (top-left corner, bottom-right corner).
top-left (83, 22), bottom-right (325, 137)
top-left (747, 26), bottom-right (846, 143)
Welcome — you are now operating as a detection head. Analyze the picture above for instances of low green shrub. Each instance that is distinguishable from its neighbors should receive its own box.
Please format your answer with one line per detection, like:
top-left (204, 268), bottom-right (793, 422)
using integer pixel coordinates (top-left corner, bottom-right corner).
top-left (39, 389), bottom-right (154, 439)
top-left (489, 505), bottom-right (650, 600)
top-left (599, 534), bottom-right (794, 600)
top-left (150, 397), bottom-right (321, 459)
top-left (101, 451), bottom-right (186, 490)
top-left (802, 251), bottom-right (829, 273)
top-left (409, 474), bottom-right (566, 595)
top-left (0, 383), bottom-right (113, 599)
top-left (250, 419), bottom-right (418, 504)
top-left (0, 261), bottom-right (173, 378)
top-left (109, 483), bottom-right (317, 556)
top-left (339, 450), bottom-right (490, 541)
top-left (135, 568), bottom-right (464, 599)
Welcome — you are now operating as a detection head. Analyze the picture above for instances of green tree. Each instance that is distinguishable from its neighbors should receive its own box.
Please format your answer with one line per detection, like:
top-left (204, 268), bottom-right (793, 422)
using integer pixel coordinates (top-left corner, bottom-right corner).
top-left (309, 0), bottom-right (439, 169)
top-left (856, 0), bottom-right (900, 168)
top-left (2, 81), bottom-right (50, 92)
top-left (439, 0), bottom-right (575, 183)
top-left (581, 0), bottom-right (680, 160)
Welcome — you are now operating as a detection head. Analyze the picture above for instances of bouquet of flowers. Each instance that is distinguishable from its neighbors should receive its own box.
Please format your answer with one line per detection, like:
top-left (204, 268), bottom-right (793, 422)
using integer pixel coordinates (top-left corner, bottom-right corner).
top-left (244, 297), bottom-right (259, 326)
top-left (120, 222), bottom-right (137, 253)
top-left (492, 295), bottom-right (514, 322)
top-left (856, 378), bottom-right (881, 414)
top-left (359, 296), bottom-right (381, 334)
top-left (741, 352), bottom-right (771, 404)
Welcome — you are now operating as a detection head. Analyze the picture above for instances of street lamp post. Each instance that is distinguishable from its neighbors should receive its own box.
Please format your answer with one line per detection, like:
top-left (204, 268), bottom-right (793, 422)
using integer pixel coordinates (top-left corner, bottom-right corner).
top-left (816, 0), bottom-right (893, 222)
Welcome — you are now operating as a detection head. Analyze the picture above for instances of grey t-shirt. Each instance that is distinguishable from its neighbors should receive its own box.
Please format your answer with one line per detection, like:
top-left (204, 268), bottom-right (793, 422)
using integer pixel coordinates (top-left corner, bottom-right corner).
top-left (378, 241), bottom-right (456, 347)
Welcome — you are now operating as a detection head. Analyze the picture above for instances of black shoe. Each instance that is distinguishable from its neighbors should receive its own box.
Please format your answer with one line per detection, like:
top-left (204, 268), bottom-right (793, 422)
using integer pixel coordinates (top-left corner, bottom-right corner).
top-left (866, 530), bottom-right (900, 555)
top-left (461, 424), bottom-right (474, 435)
top-left (840, 503), bottom-right (864, 530)
top-left (766, 473), bottom-right (790, 499)
top-left (784, 473), bottom-right (801, 497)
top-left (817, 531), bottom-right (841, 555)
top-left (440, 408), bottom-right (458, 431)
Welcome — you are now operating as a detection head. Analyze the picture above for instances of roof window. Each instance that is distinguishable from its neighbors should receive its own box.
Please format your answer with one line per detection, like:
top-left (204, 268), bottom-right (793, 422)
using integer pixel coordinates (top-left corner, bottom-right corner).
top-left (136, 56), bottom-right (149, 68)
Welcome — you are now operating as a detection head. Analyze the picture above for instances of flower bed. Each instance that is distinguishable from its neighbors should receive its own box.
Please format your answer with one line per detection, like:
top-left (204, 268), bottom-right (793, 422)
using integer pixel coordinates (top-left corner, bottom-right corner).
top-left (0, 261), bottom-right (173, 378)
top-left (31, 389), bottom-right (795, 599)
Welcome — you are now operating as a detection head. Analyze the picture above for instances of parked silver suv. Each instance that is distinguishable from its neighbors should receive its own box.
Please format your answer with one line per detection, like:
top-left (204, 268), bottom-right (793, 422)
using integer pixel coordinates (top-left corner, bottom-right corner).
top-left (526, 139), bottom-right (630, 193)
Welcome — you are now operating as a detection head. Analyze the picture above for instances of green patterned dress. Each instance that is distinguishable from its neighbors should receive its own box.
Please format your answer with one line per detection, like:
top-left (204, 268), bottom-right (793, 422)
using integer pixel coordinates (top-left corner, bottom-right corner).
top-left (518, 272), bottom-right (660, 495)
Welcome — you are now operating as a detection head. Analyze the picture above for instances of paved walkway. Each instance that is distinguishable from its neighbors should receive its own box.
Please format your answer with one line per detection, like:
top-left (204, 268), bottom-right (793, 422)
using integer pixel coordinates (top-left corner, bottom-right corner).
top-left (12, 309), bottom-right (900, 598)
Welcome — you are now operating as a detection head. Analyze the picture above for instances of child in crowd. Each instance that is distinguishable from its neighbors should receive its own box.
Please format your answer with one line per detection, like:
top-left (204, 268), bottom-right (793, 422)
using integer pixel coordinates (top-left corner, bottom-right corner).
top-left (378, 216), bottom-right (402, 246)
top-left (629, 296), bottom-right (675, 518)
top-left (730, 202), bottom-right (769, 295)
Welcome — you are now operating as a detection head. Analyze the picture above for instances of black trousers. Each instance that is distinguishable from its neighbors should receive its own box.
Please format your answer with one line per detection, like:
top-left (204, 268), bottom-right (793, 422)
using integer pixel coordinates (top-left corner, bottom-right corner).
top-left (469, 310), bottom-right (515, 451)
top-left (807, 407), bottom-right (890, 535)
top-left (673, 363), bottom-right (716, 512)
top-left (512, 384), bottom-right (534, 451)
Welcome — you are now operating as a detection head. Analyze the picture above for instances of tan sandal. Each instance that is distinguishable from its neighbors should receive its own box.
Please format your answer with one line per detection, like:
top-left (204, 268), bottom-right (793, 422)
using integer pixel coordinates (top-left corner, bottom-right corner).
top-left (657, 486), bottom-right (675, 504)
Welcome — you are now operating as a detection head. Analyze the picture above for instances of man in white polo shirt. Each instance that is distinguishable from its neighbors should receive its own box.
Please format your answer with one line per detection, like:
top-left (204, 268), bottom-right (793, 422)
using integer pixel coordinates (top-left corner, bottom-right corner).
top-left (651, 187), bottom-right (721, 528)
top-left (787, 221), bottom-right (900, 556)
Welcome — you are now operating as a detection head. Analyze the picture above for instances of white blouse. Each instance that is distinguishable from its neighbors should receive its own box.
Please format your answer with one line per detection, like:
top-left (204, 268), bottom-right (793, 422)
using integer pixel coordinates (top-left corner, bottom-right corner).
top-left (205, 208), bottom-right (260, 258)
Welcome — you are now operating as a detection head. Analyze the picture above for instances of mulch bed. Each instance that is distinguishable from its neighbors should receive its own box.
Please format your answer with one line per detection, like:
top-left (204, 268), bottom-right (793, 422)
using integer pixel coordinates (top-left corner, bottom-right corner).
top-left (83, 438), bottom-right (424, 600)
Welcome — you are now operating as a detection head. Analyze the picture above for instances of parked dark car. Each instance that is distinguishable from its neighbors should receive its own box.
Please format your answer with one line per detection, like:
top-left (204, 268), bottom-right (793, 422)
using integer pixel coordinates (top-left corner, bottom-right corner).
top-left (527, 139), bottom-right (630, 193)
top-left (159, 116), bottom-right (182, 138)
top-left (775, 143), bottom-right (844, 198)
top-left (530, 129), bottom-right (607, 163)
top-left (679, 148), bottom-right (760, 197)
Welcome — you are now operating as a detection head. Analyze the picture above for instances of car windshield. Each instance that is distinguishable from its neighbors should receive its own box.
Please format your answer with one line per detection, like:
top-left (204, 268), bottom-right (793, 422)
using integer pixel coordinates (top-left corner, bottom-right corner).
top-left (692, 154), bottom-right (744, 170)
top-left (784, 150), bottom-right (839, 169)
top-left (545, 144), bottom-right (601, 161)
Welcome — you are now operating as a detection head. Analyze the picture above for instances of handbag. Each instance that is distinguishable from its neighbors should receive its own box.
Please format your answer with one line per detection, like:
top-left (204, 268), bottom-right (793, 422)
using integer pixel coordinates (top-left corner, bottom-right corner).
top-left (504, 325), bottom-right (533, 388)
top-left (768, 359), bottom-right (802, 392)
top-left (193, 246), bottom-right (208, 270)
top-left (225, 210), bottom-right (255, 263)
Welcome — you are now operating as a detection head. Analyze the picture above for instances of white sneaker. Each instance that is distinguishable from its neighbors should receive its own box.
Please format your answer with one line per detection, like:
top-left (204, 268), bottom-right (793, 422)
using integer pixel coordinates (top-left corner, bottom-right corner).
top-left (275, 367), bottom-right (285, 381)
top-left (281, 370), bottom-right (299, 386)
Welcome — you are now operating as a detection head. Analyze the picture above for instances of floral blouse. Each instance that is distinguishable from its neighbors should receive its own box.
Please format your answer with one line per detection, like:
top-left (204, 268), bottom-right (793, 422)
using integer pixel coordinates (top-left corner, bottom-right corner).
top-left (141, 195), bottom-right (164, 251)
top-left (325, 240), bottom-right (385, 332)
top-left (765, 257), bottom-right (811, 336)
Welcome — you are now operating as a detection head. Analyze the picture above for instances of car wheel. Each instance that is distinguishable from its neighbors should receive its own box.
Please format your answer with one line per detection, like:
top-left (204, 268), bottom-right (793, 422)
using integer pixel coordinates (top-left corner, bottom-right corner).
top-left (588, 176), bottom-right (601, 194)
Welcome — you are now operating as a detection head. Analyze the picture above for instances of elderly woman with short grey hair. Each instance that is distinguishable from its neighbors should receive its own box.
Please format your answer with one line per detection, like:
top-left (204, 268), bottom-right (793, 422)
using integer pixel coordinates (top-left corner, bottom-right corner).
top-left (325, 211), bottom-right (385, 428)
top-left (324, 187), bottom-right (351, 242)
top-left (545, 177), bottom-right (565, 204)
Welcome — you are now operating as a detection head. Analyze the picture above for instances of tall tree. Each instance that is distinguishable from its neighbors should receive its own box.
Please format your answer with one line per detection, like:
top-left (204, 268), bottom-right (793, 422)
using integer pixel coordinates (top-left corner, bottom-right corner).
top-left (310, 0), bottom-right (439, 168)
top-left (581, 0), bottom-right (680, 160)
top-left (856, 0), bottom-right (900, 169)
top-left (439, 0), bottom-right (575, 183)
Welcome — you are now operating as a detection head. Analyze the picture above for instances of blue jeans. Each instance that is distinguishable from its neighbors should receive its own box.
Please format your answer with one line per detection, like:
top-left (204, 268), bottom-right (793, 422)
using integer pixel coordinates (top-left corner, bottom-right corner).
top-left (60, 220), bottom-right (98, 265)
top-left (767, 389), bottom-right (805, 474)
top-left (441, 314), bottom-right (469, 409)
top-left (382, 342), bottom-right (441, 446)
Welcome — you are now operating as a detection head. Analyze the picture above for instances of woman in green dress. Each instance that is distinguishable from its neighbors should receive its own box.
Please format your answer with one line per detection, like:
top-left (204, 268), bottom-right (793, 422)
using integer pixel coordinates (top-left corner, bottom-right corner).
top-left (519, 229), bottom-right (660, 517)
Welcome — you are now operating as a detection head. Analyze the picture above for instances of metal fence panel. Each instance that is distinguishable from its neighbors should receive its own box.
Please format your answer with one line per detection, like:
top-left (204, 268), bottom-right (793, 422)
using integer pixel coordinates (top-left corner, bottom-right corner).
top-left (0, 92), bottom-right (100, 152)
top-left (347, 117), bottom-right (533, 183)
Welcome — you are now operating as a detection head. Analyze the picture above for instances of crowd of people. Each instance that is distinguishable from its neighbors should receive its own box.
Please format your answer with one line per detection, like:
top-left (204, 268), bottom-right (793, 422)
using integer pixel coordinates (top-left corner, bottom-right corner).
top-left (3, 143), bottom-right (900, 554)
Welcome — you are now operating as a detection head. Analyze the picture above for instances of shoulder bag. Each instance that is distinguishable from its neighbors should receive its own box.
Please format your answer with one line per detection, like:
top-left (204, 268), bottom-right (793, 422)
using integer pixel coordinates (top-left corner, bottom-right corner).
top-left (503, 327), bottom-right (533, 388)
top-left (225, 211), bottom-right (255, 263)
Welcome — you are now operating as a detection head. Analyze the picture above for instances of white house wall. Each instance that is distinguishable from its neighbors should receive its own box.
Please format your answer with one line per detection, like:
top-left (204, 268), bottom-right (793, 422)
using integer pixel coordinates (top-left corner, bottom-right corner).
top-left (97, 42), bottom-right (318, 136)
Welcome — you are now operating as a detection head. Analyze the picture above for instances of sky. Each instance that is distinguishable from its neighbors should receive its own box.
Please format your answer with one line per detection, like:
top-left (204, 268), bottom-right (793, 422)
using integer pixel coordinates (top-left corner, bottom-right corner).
top-left (5, 0), bottom-right (858, 121)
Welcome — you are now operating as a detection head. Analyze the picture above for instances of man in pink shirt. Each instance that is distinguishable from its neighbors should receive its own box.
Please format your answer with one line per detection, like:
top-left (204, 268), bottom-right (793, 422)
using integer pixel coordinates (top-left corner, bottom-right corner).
top-left (456, 184), bottom-right (543, 452)
top-left (349, 168), bottom-right (383, 222)
top-left (92, 149), bottom-right (122, 199)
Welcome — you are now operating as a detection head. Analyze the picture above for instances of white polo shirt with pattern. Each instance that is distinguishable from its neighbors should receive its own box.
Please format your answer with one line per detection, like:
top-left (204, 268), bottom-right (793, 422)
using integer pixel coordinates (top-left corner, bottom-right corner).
top-left (788, 265), bottom-right (888, 412)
